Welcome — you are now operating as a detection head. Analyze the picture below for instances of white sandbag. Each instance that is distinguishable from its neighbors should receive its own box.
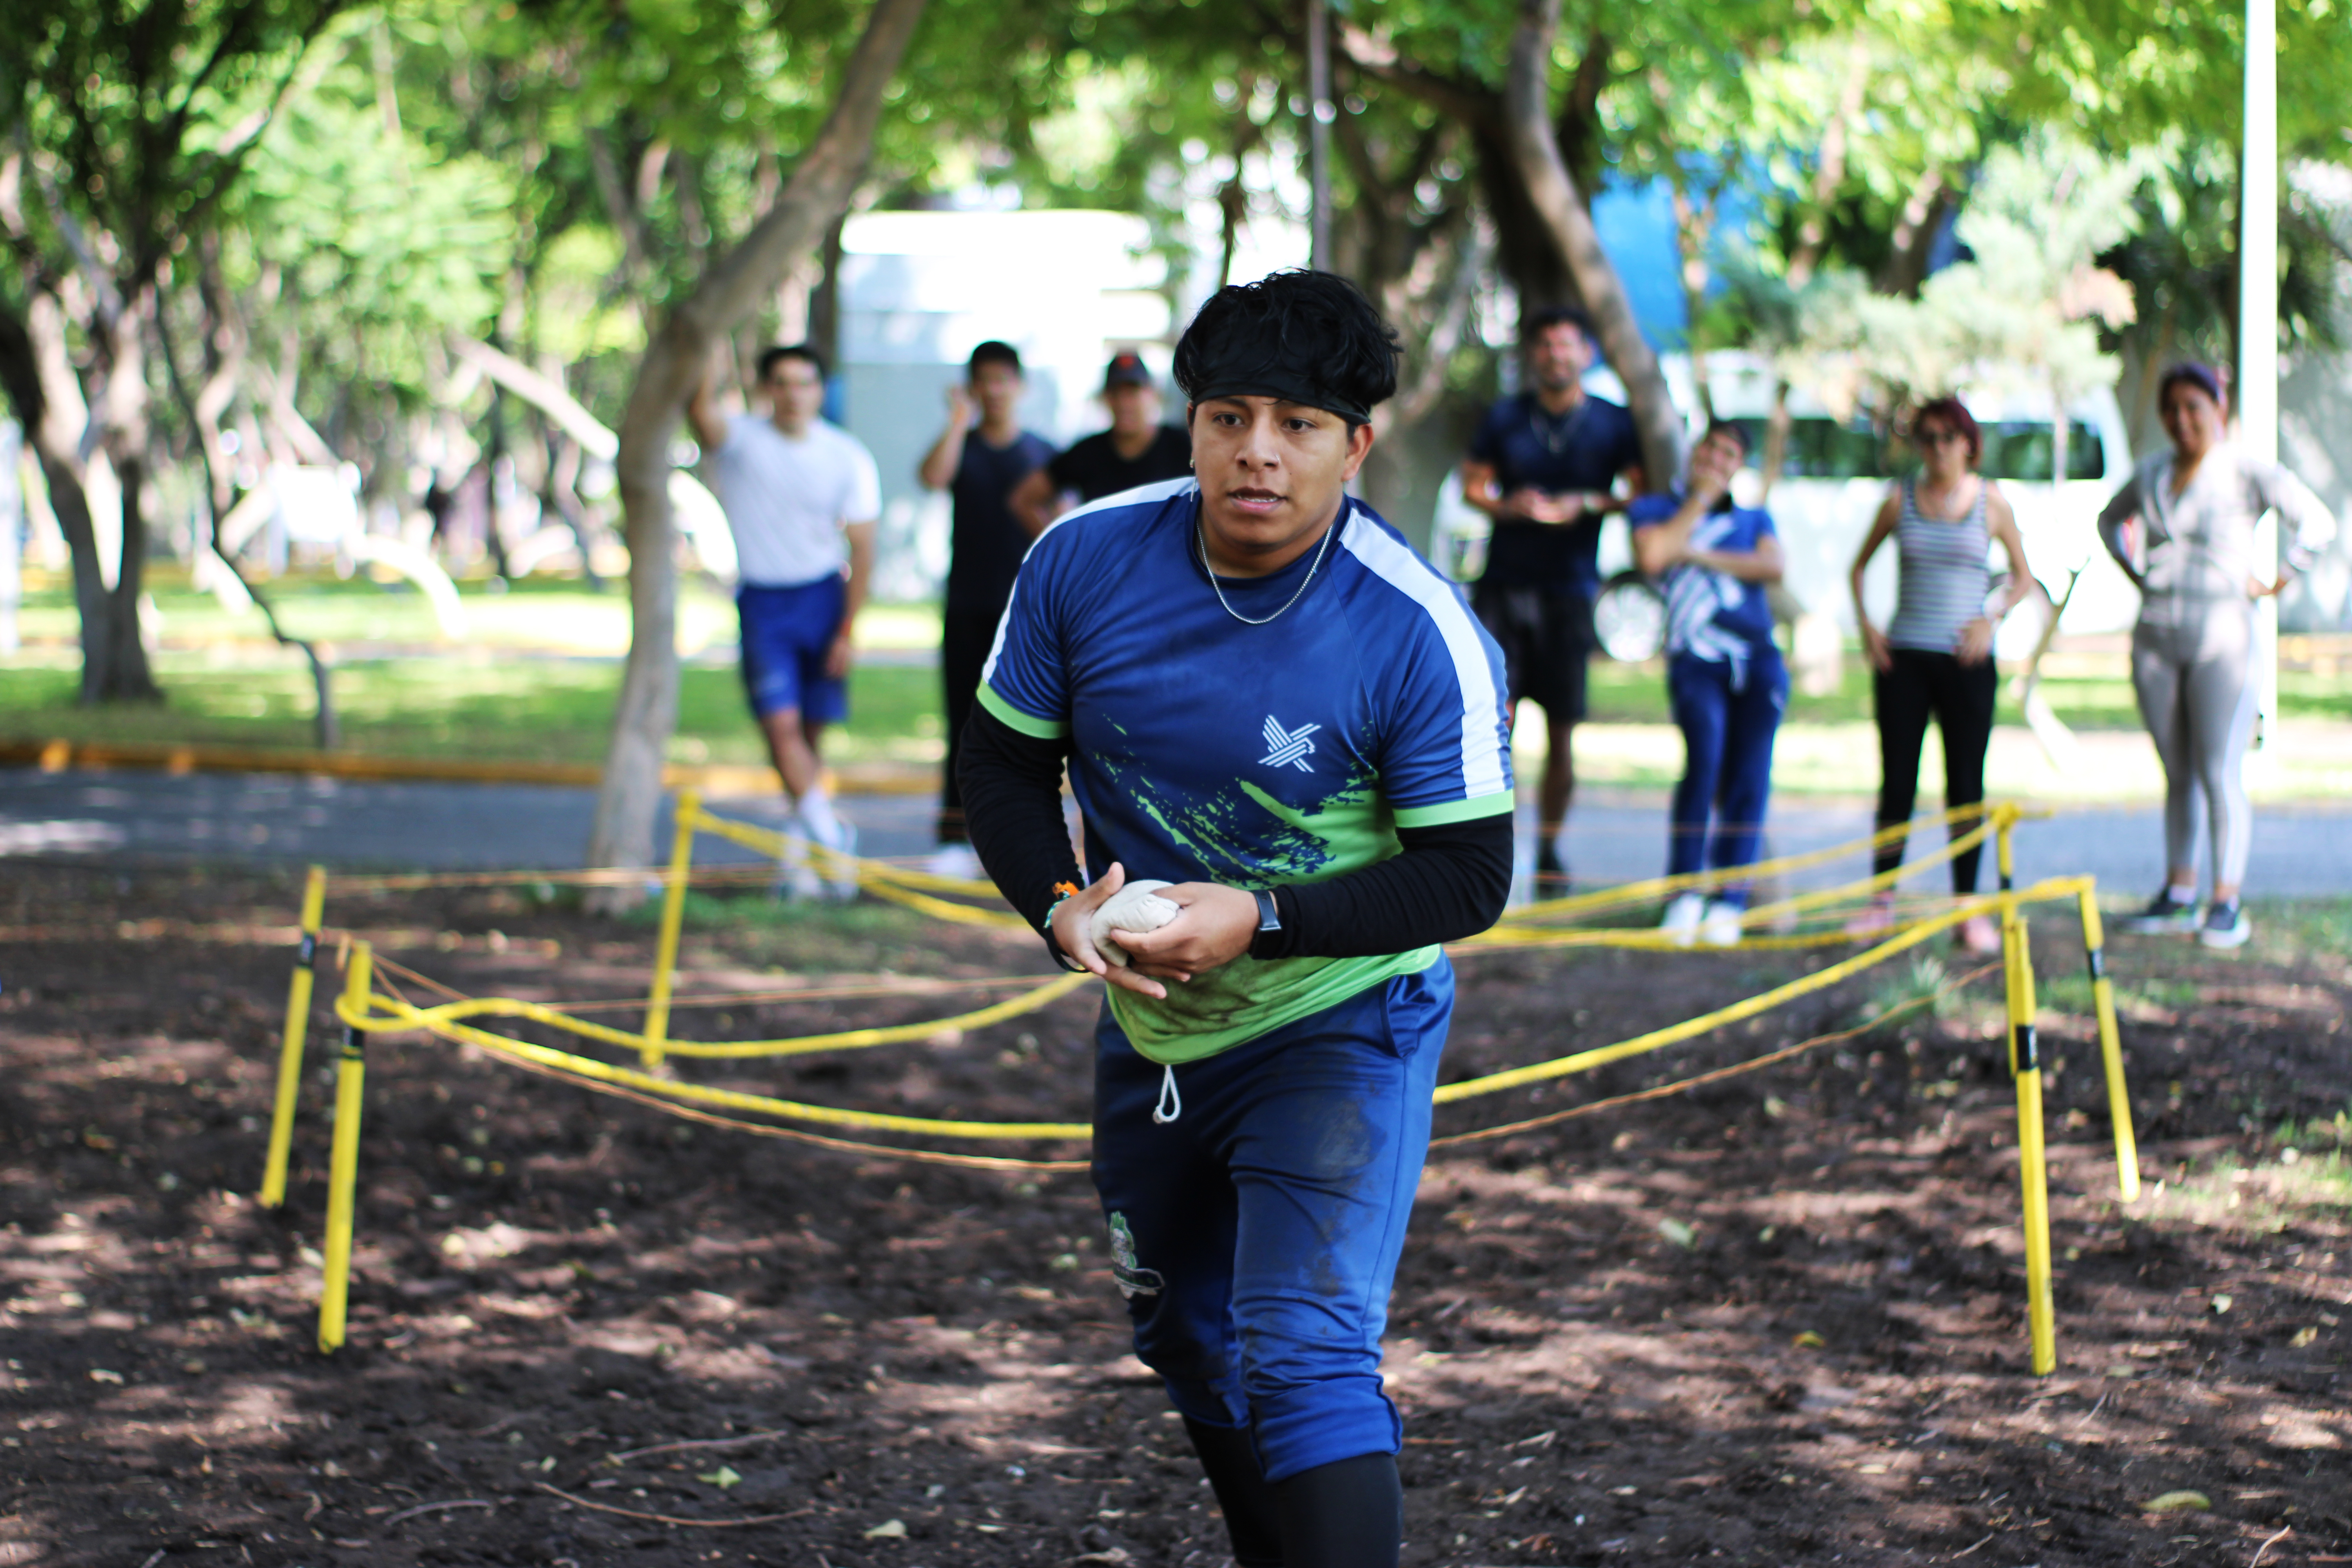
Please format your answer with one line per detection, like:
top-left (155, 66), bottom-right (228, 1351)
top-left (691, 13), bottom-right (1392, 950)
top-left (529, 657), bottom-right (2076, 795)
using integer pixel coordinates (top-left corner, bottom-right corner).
top-left (1089, 879), bottom-right (1180, 968)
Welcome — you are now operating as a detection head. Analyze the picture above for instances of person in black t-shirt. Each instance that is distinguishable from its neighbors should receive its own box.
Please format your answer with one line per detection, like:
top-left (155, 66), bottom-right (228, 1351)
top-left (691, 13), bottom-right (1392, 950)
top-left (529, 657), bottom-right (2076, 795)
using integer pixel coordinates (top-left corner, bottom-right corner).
top-left (1009, 351), bottom-right (1192, 532)
top-left (1458, 305), bottom-right (1646, 892)
top-left (916, 340), bottom-right (1056, 877)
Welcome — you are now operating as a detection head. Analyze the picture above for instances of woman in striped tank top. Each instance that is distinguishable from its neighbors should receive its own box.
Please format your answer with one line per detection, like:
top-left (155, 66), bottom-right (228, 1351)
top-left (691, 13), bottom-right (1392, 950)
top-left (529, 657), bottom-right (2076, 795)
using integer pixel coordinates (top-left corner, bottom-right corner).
top-left (1848, 397), bottom-right (2034, 954)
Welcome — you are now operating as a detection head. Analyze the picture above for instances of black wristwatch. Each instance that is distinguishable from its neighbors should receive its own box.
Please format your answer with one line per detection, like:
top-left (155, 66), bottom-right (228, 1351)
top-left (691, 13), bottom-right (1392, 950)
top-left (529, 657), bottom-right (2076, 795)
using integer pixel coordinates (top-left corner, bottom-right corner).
top-left (1248, 887), bottom-right (1283, 959)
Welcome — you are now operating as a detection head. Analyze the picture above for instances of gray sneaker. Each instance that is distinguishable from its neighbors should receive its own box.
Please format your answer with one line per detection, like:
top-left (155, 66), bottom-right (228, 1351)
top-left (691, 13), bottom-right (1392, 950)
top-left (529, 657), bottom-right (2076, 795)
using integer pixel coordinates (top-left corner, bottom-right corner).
top-left (2119, 889), bottom-right (2200, 935)
top-left (2198, 900), bottom-right (2250, 950)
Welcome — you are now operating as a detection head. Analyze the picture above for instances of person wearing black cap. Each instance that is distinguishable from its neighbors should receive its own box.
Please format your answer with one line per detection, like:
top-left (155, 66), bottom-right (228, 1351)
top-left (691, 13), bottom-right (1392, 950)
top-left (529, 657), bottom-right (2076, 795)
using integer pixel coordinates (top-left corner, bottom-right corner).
top-left (957, 270), bottom-right (1513, 1568)
top-left (1008, 350), bottom-right (1192, 533)
top-left (916, 341), bottom-right (1055, 877)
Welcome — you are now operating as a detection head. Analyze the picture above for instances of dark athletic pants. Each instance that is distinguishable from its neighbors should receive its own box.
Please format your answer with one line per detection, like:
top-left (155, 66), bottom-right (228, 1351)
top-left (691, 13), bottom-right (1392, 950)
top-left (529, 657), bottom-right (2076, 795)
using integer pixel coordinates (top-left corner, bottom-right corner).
top-left (1666, 648), bottom-right (1786, 900)
top-left (1091, 962), bottom-right (1451, 1485)
top-left (936, 604), bottom-right (1003, 844)
top-left (1871, 647), bottom-right (1996, 893)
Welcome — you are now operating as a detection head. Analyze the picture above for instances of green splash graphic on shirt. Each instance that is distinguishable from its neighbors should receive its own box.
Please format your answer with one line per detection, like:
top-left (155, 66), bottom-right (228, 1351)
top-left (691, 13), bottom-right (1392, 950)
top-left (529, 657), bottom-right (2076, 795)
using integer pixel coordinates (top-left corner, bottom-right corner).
top-left (1091, 753), bottom-right (1435, 1063)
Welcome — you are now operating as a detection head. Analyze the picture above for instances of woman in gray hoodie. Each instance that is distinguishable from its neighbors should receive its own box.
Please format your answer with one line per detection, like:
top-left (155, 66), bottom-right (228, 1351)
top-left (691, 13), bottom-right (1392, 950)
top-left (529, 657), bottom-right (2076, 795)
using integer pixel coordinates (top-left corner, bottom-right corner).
top-left (2097, 362), bottom-right (2336, 948)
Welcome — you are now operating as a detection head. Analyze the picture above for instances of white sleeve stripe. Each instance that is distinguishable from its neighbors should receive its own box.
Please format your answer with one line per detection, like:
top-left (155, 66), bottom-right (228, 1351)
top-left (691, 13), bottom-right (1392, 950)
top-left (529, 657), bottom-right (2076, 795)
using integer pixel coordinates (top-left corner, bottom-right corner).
top-left (1338, 512), bottom-right (1509, 799)
top-left (979, 578), bottom-right (1018, 687)
top-left (984, 481), bottom-right (1195, 692)
top-left (1041, 476), bottom-right (1199, 534)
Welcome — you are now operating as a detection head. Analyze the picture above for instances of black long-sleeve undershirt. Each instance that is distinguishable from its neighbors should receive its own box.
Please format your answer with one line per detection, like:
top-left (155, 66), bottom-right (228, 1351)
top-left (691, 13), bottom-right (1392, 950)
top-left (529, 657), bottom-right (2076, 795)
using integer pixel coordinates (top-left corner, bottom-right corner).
top-left (956, 704), bottom-right (1514, 964)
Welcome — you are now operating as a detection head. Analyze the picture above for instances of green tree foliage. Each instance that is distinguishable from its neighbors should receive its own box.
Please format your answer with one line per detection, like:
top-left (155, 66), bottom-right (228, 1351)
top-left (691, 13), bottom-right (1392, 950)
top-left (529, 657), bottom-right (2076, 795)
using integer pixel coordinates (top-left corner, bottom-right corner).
top-left (0, 0), bottom-right (346, 704)
top-left (222, 29), bottom-right (514, 410)
top-left (0, 0), bottom-right (348, 294)
top-left (1983, 0), bottom-right (2352, 163)
top-left (1783, 139), bottom-right (2147, 421)
top-left (2099, 145), bottom-right (2352, 444)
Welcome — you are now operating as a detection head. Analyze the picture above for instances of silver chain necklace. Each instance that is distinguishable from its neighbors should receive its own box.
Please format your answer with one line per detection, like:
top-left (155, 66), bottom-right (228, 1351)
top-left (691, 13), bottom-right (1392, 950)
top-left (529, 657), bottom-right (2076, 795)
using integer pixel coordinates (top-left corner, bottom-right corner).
top-left (1198, 507), bottom-right (1341, 626)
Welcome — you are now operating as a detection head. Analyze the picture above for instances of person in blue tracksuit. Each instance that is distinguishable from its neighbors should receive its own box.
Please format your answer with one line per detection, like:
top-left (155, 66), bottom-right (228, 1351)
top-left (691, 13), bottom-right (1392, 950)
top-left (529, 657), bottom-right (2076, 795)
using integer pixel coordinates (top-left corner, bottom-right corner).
top-left (1629, 421), bottom-right (1788, 948)
top-left (956, 270), bottom-right (1514, 1567)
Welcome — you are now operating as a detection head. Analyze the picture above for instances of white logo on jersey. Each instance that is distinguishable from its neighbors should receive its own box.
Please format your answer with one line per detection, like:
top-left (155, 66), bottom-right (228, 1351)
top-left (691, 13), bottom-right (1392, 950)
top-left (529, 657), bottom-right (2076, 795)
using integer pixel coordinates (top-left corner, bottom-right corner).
top-left (1259, 715), bottom-right (1321, 772)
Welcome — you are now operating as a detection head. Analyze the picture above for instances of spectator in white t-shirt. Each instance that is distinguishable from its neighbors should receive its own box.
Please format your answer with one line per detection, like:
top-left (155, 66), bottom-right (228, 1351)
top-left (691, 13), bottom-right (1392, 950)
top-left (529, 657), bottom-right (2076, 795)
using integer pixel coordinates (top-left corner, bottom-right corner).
top-left (686, 345), bottom-right (880, 897)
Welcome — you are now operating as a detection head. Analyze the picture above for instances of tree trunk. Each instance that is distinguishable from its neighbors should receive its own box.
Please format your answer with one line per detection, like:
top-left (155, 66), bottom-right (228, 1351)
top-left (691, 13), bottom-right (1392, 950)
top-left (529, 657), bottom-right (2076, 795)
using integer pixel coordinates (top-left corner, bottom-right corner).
top-left (0, 289), bottom-right (162, 704)
top-left (1499, 0), bottom-right (1682, 486)
top-left (95, 298), bottom-right (161, 703)
top-left (1876, 165), bottom-right (1949, 298)
top-left (1305, 0), bottom-right (1334, 271)
top-left (1475, 124), bottom-right (1579, 313)
top-left (586, 0), bottom-right (931, 880)
top-left (1668, 175), bottom-right (1721, 421)
top-left (156, 258), bottom-right (341, 747)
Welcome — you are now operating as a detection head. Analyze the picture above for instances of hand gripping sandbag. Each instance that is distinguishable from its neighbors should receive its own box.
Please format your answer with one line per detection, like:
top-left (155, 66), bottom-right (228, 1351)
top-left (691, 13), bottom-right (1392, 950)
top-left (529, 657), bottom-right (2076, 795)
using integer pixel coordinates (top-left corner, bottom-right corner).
top-left (1089, 880), bottom-right (1180, 968)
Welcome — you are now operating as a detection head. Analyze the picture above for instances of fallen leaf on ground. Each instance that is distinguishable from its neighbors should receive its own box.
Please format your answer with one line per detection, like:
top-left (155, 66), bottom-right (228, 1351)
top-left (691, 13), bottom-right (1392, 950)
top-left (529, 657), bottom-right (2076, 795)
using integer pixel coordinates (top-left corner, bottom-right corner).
top-left (697, 1465), bottom-right (741, 1488)
top-left (864, 1519), bottom-right (907, 1539)
top-left (1657, 1218), bottom-right (1697, 1249)
top-left (1792, 1331), bottom-right (1826, 1349)
top-left (2143, 1490), bottom-right (2211, 1514)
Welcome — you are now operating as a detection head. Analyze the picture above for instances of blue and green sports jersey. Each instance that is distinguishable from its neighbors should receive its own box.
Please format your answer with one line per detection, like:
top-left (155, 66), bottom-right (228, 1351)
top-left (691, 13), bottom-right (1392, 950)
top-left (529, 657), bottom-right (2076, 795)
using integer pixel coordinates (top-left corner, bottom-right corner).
top-left (980, 478), bottom-right (1514, 1064)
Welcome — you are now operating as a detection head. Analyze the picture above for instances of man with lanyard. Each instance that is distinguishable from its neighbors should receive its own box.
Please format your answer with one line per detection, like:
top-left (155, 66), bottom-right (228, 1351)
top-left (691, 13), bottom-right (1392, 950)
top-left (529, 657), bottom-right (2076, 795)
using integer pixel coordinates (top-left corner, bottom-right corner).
top-left (958, 270), bottom-right (1513, 1567)
top-left (915, 340), bottom-right (1056, 878)
top-left (1008, 351), bottom-right (1193, 531)
top-left (1629, 421), bottom-right (1787, 947)
top-left (1458, 305), bottom-right (1645, 892)
top-left (686, 345), bottom-right (879, 897)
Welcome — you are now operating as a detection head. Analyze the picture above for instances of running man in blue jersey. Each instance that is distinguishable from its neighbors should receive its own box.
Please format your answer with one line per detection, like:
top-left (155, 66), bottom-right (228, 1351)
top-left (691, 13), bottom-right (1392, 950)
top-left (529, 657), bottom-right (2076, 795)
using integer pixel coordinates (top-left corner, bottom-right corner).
top-left (959, 270), bottom-right (1514, 1568)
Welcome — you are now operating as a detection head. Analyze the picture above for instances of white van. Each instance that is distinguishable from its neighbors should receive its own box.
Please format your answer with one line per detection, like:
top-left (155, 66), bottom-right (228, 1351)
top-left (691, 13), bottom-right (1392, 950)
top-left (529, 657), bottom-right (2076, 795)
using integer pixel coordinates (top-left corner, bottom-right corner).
top-left (1432, 352), bottom-right (2138, 659)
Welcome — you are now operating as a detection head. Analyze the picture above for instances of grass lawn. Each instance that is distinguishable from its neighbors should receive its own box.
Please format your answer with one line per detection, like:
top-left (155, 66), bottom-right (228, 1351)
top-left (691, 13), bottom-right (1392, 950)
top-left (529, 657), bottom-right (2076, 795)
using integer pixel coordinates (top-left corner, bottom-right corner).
top-left (5, 569), bottom-right (2347, 782)
top-left (3, 570), bottom-right (943, 768)
top-left (0, 652), bottom-right (941, 769)
top-left (1585, 652), bottom-right (2352, 729)
top-left (4, 567), bottom-right (947, 656)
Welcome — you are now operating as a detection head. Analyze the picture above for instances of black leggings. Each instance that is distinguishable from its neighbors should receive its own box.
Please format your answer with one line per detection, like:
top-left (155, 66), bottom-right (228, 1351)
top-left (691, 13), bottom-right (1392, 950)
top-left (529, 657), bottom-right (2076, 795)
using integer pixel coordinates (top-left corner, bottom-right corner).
top-left (936, 605), bottom-right (1003, 844)
top-left (1872, 648), bottom-right (1997, 893)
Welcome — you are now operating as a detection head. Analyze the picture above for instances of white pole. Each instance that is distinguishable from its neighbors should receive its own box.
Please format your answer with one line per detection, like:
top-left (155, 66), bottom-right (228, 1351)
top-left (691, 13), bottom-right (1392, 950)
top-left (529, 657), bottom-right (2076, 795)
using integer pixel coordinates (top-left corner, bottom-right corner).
top-left (2241, 0), bottom-right (2280, 750)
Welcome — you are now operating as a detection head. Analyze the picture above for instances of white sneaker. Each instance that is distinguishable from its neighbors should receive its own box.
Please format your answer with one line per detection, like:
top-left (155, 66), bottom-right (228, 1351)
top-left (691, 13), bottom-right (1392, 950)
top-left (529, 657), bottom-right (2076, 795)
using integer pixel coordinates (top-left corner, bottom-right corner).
top-left (1661, 892), bottom-right (1706, 946)
top-left (807, 815), bottom-right (861, 902)
top-left (1699, 900), bottom-right (1746, 947)
top-left (775, 817), bottom-right (824, 902)
top-left (924, 842), bottom-right (983, 882)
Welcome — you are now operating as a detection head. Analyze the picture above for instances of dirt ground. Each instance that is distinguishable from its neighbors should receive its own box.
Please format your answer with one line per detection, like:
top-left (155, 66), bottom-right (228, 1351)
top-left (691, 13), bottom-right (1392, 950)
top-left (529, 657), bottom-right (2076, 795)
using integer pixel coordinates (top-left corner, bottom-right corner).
top-left (2, 863), bottom-right (2347, 1568)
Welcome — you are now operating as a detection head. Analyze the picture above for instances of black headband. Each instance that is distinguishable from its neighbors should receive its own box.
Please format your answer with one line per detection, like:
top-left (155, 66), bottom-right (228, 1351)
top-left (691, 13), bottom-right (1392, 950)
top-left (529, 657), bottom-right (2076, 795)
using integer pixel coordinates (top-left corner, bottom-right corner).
top-left (1184, 358), bottom-right (1371, 424)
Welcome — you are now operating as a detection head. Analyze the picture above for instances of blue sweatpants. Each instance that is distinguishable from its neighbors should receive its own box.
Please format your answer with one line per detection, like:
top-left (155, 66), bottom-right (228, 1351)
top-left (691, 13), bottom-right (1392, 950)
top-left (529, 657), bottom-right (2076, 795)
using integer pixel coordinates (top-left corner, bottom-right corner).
top-left (1667, 648), bottom-right (1787, 903)
top-left (1090, 960), bottom-right (1452, 1484)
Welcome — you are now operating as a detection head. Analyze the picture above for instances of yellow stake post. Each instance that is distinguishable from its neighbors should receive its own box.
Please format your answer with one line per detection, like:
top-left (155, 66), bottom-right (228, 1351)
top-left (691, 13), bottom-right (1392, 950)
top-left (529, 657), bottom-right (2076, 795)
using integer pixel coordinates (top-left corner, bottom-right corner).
top-left (2075, 886), bottom-right (2141, 1202)
top-left (1994, 805), bottom-right (2016, 893)
top-left (318, 941), bottom-right (372, 1354)
top-left (642, 789), bottom-right (701, 1071)
top-left (261, 865), bottom-right (329, 1207)
top-left (2002, 898), bottom-right (2058, 1375)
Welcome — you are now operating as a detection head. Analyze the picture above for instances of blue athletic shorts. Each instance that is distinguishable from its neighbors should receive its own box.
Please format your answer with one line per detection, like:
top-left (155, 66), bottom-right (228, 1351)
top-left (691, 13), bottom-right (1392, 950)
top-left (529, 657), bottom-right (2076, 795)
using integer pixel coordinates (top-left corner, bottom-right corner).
top-left (1090, 958), bottom-right (1452, 1483)
top-left (737, 577), bottom-right (848, 723)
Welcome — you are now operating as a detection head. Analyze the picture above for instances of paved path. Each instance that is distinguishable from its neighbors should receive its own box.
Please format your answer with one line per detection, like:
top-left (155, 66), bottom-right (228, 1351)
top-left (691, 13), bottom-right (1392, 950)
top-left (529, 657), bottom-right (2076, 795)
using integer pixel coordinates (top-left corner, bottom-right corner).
top-left (7, 766), bottom-right (2352, 898)
top-left (0, 768), bottom-right (927, 872)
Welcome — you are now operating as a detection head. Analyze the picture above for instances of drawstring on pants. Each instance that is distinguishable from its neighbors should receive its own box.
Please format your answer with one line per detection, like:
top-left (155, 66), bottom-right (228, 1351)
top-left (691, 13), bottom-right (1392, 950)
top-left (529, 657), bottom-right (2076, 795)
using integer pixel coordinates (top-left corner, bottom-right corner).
top-left (1152, 1063), bottom-right (1183, 1125)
